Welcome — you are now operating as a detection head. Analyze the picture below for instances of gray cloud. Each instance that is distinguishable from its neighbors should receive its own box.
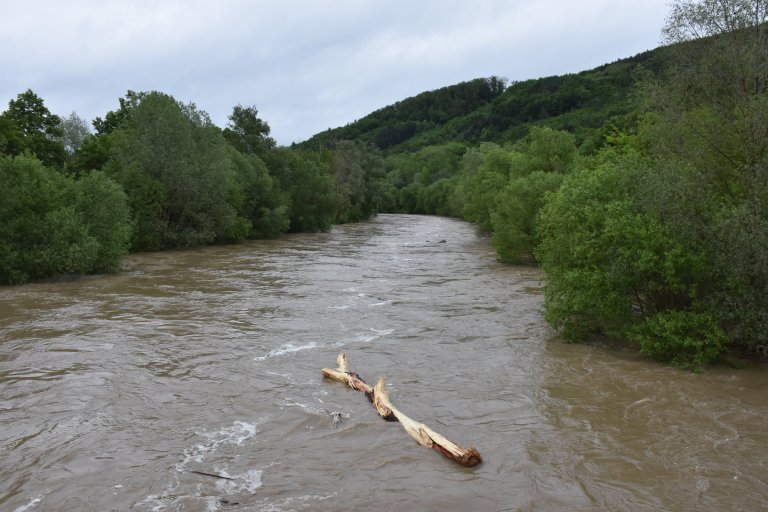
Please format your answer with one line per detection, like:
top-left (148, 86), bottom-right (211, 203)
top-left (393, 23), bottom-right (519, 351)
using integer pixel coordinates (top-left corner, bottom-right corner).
top-left (0, 0), bottom-right (669, 145)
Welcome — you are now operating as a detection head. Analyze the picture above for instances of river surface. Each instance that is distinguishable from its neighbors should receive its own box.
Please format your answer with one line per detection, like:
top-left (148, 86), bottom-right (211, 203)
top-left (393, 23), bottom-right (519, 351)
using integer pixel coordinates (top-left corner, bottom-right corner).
top-left (1, 214), bottom-right (767, 511)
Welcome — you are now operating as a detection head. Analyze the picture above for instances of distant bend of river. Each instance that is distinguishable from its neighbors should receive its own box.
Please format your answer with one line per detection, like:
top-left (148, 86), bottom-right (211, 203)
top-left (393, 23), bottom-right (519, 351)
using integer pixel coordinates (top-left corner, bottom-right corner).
top-left (1, 214), bottom-right (767, 511)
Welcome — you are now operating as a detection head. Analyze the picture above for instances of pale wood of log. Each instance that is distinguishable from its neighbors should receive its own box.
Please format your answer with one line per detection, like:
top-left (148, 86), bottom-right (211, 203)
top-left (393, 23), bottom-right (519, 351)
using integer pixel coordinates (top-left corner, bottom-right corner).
top-left (321, 352), bottom-right (482, 467)
top-left (373, 377), bottom-right (482, 467)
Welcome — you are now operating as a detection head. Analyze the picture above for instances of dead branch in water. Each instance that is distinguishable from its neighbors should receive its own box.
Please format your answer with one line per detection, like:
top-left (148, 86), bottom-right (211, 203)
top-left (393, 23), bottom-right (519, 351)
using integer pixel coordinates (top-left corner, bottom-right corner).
top-left (188, 470), bottom-right (235, 480)
top-left (321, 352), bottom-right (482, 467)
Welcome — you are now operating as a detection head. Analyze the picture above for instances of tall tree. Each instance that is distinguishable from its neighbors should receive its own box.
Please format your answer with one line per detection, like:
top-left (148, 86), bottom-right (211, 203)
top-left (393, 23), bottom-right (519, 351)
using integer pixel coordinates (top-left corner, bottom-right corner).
top-left (649, 0), bottom-right (768, 348)
top-left (2, 89), bottom-right (66, 168)
top-left (56, 111), bottom-right (91, 158)
top-left (106, 91), bottom-right (249, 250)
top-left (269, 148), bottom-right (337, 232)
top-left (223, 105), bottom-right (276, 160)
top-left (92, 90), bottom-right (144, 135)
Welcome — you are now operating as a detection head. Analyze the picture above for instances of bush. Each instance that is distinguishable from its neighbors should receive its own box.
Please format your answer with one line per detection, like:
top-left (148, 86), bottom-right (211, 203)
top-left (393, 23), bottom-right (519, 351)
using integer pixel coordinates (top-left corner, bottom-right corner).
top-left (491, 171), bottom-right (564, 262)
top-left (624, 310), bottom-right (727, 370)
top-left (74, 170), bottom-right (133, 272)
top-left (536, 149), bottom-right (708, 341)
top-left (0, 155), bottom-right (132, 284)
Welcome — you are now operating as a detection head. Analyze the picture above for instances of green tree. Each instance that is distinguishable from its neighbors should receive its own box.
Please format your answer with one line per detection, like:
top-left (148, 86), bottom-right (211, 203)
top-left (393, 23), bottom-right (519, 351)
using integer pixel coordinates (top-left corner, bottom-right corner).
top-left (56, 111), bottom-right (91, 157)
top-left (330, 141), bottom-right (368, 223)
top-left (227, 147), bottom-right (290, 238)
top-left (222, 105), bottom-right (276, 161)
top-left (329, 141), bottom-right (387, 223)
top-left (2, 90), bottom-right (66, 168)
top-left (514, 126), bottom-right (577, 175)
top-left (535, 149), bottom-right (720, 368)
top-left (106, 91), bottom-right (249, 250)
top-left (0, 154), bottom-right (131, 284)
top-left (459, 143), bottom-right (516, 233)
top-left (92, 90), bottom-right (144, 135)
top-left (491, 171), bottom-right (564, 262)
top-left (640, 0), bottom-right (768, 351)
top-left (269, 148), bottom-right (337, 232)
top-left (74, 170), bottom-right (134, 273)
top-left (69, 132), bottom-right (114, 175)
top-left (486, 127), bottom-right (577, 262)
top-left (0, 115), bottom-right (24, 156)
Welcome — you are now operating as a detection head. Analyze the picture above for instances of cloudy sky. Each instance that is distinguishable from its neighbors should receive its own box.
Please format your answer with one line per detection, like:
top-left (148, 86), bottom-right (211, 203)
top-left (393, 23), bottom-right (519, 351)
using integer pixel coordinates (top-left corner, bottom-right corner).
top-left (1, 1), bottom-right (671, 145)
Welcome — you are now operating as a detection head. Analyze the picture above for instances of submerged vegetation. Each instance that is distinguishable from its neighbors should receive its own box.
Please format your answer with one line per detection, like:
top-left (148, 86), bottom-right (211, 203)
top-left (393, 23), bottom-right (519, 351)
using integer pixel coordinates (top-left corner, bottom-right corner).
top-left (1, 0), bottom-right (766, 368)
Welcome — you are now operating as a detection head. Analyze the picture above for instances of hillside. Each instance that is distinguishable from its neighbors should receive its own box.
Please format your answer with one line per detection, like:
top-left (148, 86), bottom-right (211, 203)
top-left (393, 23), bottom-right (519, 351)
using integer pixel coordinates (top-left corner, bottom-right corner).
top-left (298, 46), bottom-right (671, 153)
top-left (297, 77), bottom-right (507, 152)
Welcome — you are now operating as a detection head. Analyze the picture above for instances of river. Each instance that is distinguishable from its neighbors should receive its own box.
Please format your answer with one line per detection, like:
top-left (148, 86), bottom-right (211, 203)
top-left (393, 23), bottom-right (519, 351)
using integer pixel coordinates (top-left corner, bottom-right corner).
top-left (1, 214), bottom-right (766, 511)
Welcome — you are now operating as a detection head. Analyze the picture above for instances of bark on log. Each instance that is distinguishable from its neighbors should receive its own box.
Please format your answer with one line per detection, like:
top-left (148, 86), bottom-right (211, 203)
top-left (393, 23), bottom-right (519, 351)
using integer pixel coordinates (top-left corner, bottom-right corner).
top-left (321, 353), bottom-right (395, 420)
top-left (321, 352), bottom-right (482, 467)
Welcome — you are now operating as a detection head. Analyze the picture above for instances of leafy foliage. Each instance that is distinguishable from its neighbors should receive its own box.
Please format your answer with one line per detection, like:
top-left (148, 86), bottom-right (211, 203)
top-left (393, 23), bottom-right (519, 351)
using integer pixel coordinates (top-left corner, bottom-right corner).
top-left (227, 148), bottom-right (289, 239)
top-left (624, 310), bottom-right (727, 370)
top-left (55, 111), bottom-right (91, 158)
top-left (300, 77), bottom-right (507, 152)
top-left (268, 148), bottom-right (337, 233)
top-left (105, 92), bottom-right (251, 249)
top-left (0, 154), bottom-right (131, 284)
top-left (223, 105), bottom-right (276, 161)
top-left (299, 51), bottom-right (671, 155)
top-left (329, 140), bottom-right (387, 223)
top-left (1, 89), bottom-right (66, 168)
top-left (535, 150), bottom-right (710, 341)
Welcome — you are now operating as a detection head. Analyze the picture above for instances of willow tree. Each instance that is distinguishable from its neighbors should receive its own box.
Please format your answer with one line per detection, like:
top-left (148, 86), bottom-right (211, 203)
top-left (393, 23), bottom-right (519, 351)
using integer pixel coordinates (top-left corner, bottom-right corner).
top-left (106, 92), bottom-right (250, 250)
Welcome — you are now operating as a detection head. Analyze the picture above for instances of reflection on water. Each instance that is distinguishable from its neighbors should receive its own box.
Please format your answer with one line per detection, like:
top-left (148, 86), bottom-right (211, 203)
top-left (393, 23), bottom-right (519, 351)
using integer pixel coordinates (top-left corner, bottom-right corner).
top-left (0, 214), bottom-right (766, 511)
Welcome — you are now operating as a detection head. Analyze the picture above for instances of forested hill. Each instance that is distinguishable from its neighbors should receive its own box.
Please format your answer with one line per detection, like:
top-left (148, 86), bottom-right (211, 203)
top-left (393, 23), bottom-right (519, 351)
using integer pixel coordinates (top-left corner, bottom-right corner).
top-left (298, 77), bottom-right (507, 152)
top-left (298, 47), bottom-right (670, 153)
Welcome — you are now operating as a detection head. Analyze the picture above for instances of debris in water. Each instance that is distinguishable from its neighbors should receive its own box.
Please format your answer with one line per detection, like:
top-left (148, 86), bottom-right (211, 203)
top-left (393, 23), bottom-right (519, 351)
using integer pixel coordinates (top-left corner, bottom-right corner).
top-left (322, 352), bottom-right (482, 467)
top-left (189, 469), bottom-right (235, 481)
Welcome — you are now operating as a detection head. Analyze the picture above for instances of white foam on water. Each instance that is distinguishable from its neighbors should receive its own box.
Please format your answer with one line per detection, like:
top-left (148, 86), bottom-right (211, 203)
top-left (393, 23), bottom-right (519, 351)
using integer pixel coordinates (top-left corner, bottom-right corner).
top-left (136, 494), bottom-right (219, 512)
top-left (356, 328), bottom-right (395, 343)
top-left (215, 468), bottom-right (264, 494)
top-left (13, 496), bottom-right (43, 512)
top-left (282, 398), bottom-right (325, 415)
top-left (254, 341), bottom-right (324, 361)
top-left (179, 420), bottom-right (259, 469)
top-left (138, 420), bottom-right (264, 511)
top-left (254, 328), bottom-right (392, 362)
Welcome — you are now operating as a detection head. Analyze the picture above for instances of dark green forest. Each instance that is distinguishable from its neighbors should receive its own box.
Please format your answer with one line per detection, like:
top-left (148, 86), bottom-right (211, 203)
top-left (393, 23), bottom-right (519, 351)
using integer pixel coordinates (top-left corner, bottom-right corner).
top-left (2, 0), bottom-right (766, 369)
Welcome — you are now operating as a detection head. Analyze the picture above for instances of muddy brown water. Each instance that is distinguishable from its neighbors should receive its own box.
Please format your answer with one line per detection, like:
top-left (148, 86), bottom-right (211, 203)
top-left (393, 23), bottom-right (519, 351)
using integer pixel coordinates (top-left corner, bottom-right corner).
top-left (1, 214), bottom-right (767, 511)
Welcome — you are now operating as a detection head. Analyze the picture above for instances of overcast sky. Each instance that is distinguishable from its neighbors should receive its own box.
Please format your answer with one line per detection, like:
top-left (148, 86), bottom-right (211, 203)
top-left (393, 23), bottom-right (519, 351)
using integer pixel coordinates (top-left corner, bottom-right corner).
top-left (1, 1), bottom-right (671, 145)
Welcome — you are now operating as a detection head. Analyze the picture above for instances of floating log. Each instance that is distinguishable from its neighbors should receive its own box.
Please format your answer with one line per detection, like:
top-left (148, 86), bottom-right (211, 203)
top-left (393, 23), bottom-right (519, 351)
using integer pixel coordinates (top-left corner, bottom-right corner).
top-left (321, 352), bottom-right (482, 467)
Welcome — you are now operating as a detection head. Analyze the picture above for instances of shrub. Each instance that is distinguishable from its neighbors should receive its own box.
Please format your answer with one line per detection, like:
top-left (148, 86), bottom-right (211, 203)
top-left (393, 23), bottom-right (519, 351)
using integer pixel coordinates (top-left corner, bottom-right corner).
top-left (624, 310), bottom-right (727, 370)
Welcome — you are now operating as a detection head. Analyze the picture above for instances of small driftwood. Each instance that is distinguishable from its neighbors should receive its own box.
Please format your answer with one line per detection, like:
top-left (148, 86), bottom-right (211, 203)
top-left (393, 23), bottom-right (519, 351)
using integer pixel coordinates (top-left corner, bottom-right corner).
top-left (188, 470), bottom-right (235, 480)
top-left (321, 353), bottom-right (482, 467)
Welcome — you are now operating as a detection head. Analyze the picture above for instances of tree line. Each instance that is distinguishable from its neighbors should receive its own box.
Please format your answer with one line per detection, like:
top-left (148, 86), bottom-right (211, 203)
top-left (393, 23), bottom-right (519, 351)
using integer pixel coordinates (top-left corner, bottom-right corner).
top-left (0, 90), bottom-right (387, 284)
